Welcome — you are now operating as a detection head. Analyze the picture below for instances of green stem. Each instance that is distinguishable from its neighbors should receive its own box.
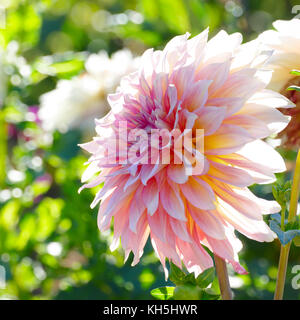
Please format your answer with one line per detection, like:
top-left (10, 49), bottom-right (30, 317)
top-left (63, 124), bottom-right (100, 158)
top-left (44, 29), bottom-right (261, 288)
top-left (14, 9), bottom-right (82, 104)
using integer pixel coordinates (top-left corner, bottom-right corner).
top-left (274, 150), bottom-right (300, 300)
top-left (214, 255), bottom-right (232, 300)
top-left (281, 205), bottom-right (286, 231)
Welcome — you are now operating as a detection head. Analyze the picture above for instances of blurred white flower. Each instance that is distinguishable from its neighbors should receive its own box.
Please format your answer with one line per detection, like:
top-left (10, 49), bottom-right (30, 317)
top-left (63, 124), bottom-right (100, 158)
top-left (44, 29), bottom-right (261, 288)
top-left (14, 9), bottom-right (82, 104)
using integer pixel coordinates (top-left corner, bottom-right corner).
top-left (258, 19), bottom-right (300, 92)
top-left (258, 19), bottom-right (300, 148)
top-left (39, 49), bottom-right (140, 132)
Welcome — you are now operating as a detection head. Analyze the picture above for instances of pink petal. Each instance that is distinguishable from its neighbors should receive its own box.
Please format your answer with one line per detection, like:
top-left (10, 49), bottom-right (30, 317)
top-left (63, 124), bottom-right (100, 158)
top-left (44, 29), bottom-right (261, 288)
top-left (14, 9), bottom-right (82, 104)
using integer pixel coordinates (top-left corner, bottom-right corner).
top-left (194, 106), bottom-right (227, 136)
top-left (224, 114), bottom-right (270, 139)
top-left (207, 160), bottom-right (253, 187)
top-left (205, 124), bottom-right (253, 155)
top-left (195, 59), bottom-right (230, 94)
top-left (169, 217), bottom-right (191, 242)
top-left (180, 177), bottom-right (216, 210)
top-left (142, 178), bottom-right (159, 215)
top-left (188, 204), bottom-right (226, 240)
top-left (160, 181), bottom-right (186, 221)
top-left (129, 185), bottom-right (146, 232)
top-left (167, 164), bottom-right (188, 184)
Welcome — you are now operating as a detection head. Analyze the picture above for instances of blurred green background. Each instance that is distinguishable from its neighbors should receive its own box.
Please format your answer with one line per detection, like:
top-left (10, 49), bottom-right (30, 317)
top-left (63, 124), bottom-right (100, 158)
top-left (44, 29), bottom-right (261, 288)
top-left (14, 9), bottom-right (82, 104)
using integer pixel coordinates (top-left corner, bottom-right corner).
top-left (0, 0), bottom-right (299, 300)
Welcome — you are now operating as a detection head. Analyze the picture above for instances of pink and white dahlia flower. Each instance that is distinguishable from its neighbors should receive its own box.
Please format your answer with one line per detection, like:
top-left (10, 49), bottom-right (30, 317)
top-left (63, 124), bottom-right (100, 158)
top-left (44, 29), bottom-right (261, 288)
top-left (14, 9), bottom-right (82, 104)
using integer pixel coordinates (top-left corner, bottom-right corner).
top-left (80, 29), bottom-right (293, 277)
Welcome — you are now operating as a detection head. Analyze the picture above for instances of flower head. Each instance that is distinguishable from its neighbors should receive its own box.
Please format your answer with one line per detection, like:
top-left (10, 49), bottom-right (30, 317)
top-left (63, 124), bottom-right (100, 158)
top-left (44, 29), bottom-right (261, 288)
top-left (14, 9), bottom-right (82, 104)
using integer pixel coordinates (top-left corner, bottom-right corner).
top-left (80, 29), bottom-right (292, 277)
top-left (259, 19), bottom-right (300, 148)
top-left (39, 49), bottom-right (140, 132)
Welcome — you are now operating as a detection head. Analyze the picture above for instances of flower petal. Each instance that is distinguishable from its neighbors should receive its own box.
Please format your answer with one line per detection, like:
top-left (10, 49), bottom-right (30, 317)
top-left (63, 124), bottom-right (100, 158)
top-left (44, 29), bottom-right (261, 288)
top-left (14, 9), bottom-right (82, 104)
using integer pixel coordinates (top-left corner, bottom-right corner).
top-left (180, 177), bottom-right (216, 210)
top-left (161, 181), bottom-right (186, 221)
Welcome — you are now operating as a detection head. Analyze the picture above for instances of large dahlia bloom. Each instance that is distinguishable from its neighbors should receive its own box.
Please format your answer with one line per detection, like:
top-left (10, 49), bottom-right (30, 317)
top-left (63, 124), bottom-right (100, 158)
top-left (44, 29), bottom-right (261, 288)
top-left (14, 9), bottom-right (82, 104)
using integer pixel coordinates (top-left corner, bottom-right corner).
top-left (39, 49), bottom-right (140, 132)
top-left (80, 29), bottom-right (293, 277)
top-left (259, 19), bottom-right (300, 148)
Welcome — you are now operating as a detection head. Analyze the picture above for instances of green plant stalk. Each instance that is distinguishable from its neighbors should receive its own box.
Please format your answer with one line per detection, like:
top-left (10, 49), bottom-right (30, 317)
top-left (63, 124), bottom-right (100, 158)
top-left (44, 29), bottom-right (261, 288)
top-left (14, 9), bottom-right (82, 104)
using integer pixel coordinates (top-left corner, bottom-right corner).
top-left (281, 205), bottom-right (286, 230)
top-left (274, 150), bottom-right (300, 300)
top-left (214, 255), bottom-right (232, 300)
top-left (0, 109), bottom-right (6, 187)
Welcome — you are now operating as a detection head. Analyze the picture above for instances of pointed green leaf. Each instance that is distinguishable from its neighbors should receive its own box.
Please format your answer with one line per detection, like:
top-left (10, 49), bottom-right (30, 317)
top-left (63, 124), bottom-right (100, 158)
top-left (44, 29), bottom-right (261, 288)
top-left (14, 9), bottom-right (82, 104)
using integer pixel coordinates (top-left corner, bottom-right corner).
top-left (196, 267), bottom-right (215, 288)
top-left (184, 273), bottom-right (196, 285)
top-left (169, 262), bottom-right (186, 285)
top-left (272, 181), bottom-right (291, 208)
top-left (151, 286), bottom-right (175, 300)
top-left (270, 213), bottom-right (282, 224)
top-left (270, 220), bottom-right (300, 245)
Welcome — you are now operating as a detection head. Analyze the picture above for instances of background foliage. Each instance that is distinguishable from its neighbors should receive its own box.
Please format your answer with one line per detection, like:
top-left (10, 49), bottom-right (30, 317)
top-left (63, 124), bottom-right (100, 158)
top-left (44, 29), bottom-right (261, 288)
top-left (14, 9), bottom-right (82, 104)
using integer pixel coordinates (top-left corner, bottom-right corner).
top-left (0, 0), bottom-right (299, 300)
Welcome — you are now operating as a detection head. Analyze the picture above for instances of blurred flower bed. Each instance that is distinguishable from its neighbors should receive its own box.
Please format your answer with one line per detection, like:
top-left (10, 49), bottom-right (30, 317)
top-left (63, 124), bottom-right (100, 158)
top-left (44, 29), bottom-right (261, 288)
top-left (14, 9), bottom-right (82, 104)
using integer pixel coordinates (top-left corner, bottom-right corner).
top-left (0, 0), bottom-right (299, 300)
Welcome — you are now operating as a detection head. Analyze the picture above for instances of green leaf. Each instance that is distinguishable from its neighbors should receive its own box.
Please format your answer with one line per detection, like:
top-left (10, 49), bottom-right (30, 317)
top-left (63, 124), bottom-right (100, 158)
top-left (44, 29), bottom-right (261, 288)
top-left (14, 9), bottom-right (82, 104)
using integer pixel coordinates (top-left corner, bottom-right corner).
top-left (270, 220), bottom-right (300, 245)
top-left (173, 285), bottom-right (219, 300)
top-left (169, 262), bottom-right (186, 285)
top-left (270, 213), bottom-right (282, 224)
top-left (151, 286), bottom-right (175, 300)
top-left (196, 267), bottom-right (215, 288)
top-left (173, 285), bottom-right (201, 300)
top-left (200, 288), bottom-right (220, 300)
top-left (169, 262), bottom-right (215, 288)
top-left (183, 273), bottom-right (196, 285)
top-left (272, 181), bottom-right (291, 208)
